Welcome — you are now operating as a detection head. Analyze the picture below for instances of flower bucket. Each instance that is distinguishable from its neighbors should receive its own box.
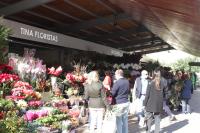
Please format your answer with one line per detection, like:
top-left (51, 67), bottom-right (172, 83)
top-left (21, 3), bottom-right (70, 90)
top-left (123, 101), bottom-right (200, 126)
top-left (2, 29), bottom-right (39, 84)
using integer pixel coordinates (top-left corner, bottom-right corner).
top-left (51, 76), bottom-right (57, 91)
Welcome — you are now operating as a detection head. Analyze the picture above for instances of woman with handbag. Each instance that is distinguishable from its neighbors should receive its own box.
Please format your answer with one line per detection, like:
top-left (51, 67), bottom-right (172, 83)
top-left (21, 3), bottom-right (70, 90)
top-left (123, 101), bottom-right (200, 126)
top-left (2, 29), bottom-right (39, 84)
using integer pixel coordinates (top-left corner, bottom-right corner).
top-left (84, 71), bottom-right (109, 133)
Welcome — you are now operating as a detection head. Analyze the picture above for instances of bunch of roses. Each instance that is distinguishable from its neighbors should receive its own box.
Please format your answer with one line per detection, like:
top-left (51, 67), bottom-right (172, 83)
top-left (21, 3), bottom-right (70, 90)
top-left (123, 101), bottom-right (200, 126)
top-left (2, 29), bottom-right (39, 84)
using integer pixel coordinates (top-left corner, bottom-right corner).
top-left (74, 75), bottom-right (86, 83)
top-left (9, 81), bottom-right (42, 101)
top-left (66, 73), bottom-right (86, 83)
top-left (13, 81), bottom-right (32, 89)
top-left (0, 73), bottom-right (19, 83)
top-left (48, 66), bottom-right (62, 77)
top-left (66, 73), bottom-right (75, 83)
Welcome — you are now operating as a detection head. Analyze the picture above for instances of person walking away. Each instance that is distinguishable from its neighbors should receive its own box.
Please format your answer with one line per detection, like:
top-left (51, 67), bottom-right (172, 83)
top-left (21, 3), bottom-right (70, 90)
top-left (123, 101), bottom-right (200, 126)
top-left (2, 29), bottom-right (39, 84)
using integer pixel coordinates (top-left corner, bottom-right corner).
top-left (84, 71), bottom-right (108, 133)
top-left (111, 69), bottom-right (130, 133)
top-left (181, 73), bottom-right (193, 114)
top-left (143, 69), bottom-right (167, 133)
top-left (133, 70), bottom-right (149, 127)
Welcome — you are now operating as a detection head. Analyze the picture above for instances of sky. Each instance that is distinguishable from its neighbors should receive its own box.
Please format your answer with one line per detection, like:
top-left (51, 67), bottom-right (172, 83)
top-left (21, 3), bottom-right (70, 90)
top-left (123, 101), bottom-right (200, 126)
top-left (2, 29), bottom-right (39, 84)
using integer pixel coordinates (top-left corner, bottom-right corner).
top-left (142, 50), bottom-right (194, 66)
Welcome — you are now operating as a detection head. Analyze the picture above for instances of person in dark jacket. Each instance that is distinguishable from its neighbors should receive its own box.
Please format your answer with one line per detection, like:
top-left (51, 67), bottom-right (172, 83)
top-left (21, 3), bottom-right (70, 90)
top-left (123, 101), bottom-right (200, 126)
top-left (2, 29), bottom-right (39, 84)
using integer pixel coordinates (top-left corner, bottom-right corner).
top-left (132, 70), bottom-right (149, 127)
top-left (84, 71), bottom-right (108, 133)
top-left (181, 72), bottom-right (193, 114)
top-left (112, 69), bottom-right (130, 133)
top-left (143, 69), bottom-right (167, 133)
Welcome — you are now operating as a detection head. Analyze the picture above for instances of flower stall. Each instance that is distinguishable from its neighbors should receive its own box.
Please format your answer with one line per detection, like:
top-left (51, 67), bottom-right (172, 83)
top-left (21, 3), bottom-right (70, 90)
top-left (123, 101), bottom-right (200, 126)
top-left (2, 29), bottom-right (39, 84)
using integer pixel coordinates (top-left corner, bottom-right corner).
top-left (0, 48), bottom-right (90, 133)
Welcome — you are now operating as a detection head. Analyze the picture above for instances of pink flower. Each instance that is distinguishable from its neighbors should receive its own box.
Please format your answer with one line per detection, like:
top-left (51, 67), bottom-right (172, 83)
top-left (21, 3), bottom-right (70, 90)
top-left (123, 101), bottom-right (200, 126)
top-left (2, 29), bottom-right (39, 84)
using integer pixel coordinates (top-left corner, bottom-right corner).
top-left (28, 100), bottom-right (43, 108)
top-left (25, 110), bottom-right (48, 121)
top-left (13, 81), bottom-right (32, 89)
top-left (48, 66), bottom-right (62, 77)
top-left (66, 73), bottom-right (75, 82)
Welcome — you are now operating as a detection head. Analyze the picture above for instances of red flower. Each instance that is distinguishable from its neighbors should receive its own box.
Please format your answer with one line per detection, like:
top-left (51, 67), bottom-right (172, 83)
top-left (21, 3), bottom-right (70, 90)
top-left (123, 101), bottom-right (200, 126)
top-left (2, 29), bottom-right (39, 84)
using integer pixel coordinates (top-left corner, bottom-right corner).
top-left (0, 64), bottom-right (13, 71)
top-left (0, 73), bottom-right (19, 83)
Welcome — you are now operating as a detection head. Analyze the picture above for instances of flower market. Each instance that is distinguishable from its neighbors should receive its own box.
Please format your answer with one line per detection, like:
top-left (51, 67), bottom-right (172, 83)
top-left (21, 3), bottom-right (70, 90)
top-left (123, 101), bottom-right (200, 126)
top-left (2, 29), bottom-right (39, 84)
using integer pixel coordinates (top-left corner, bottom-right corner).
top-left (1, 0), bottom-right (200, 133)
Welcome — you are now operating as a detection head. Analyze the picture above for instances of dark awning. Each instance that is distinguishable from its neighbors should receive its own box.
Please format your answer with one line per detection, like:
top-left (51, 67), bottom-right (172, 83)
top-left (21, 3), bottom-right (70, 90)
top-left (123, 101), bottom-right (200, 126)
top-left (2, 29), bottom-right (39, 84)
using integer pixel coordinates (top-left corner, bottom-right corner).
top-left (0, 0), bottom-right (173, 55)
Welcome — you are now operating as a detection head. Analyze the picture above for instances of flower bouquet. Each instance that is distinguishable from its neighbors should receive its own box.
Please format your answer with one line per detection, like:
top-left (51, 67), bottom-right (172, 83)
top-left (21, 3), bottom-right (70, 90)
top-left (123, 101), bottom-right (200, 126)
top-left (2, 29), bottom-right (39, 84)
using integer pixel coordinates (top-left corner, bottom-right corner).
top-left (0, 73), bottom-right (19, 96)
top-left (48, 66), bottom-right (63, 92)
top-left (28, 100), bottom-right (43, 109)
top-left (16, 100), bottom-right (28, 113)
top-left (24, 110), bottom-right (48, 122)
top-left (8, 49), bottom-right (46, 88)
top-left (7, 81), bottom-right (41, 101)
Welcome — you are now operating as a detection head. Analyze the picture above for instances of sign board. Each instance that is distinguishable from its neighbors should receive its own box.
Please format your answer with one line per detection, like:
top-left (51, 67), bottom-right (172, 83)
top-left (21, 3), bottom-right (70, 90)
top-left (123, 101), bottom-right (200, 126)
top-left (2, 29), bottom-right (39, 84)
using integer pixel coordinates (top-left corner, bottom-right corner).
top-left (1, 19), bottom-right (124, 57)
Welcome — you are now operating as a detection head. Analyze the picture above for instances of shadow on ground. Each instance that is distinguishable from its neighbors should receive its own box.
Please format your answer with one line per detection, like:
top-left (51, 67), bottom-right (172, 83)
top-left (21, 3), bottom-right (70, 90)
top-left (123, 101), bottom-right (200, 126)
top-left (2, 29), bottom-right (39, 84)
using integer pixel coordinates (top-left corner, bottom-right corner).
top-left (160, 119), bottom-right (189, 133)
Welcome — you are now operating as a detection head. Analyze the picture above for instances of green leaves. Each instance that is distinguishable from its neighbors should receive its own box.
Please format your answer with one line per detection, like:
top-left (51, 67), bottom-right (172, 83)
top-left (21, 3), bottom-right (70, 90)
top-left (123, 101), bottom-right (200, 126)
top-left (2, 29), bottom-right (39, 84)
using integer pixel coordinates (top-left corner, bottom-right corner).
top-left (0, 19), bottom-right (11, 64)
top-left (0, 99), bottom-right (15, 111)
top-left (0, 110), bottom-right (27, 133)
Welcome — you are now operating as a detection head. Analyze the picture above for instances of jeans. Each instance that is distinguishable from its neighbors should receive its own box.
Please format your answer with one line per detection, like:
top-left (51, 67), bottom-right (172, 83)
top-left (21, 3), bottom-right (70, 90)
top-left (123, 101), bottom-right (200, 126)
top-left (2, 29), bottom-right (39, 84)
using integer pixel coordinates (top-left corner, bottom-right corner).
top-left (137, 96), bottom-right (146, 121)
top-left (112, 102), bottom-right (129, 133)
top-left (89, 108), bottom-right (105, 132)
top-left (145, 112), bottom-right (161, 133)
top-left (181, 99), bottom-right (190, 113)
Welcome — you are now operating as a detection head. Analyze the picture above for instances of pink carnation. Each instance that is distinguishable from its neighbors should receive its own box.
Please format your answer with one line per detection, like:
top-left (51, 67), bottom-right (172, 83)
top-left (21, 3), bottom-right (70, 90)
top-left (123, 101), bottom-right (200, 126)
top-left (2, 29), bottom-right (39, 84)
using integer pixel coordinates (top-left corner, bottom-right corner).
top-left (0, 73), bottom-right (19, 83)
top-left (13, 81), bottom-right (32, 89)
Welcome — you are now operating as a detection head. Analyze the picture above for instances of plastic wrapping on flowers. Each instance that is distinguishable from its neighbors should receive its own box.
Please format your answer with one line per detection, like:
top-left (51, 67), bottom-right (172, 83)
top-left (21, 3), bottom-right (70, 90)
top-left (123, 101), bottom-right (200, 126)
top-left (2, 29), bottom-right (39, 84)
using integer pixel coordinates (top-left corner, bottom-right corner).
top-left (8, 48), bottom-right (46, 88)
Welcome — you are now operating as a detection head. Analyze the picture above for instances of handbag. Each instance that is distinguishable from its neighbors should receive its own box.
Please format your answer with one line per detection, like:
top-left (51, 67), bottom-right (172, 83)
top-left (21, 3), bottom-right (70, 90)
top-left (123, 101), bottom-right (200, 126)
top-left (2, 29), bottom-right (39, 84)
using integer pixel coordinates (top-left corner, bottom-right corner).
top-left (102, 111), bottom-right (117, 133)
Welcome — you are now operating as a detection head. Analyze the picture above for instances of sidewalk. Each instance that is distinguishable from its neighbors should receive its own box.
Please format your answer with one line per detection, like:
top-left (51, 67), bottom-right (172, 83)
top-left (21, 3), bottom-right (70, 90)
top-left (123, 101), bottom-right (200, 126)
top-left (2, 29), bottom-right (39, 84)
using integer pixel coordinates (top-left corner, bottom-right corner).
top-left (76, 88), bottom-right (200, 133)
top-left (129, 88), bottom-right (200, 133)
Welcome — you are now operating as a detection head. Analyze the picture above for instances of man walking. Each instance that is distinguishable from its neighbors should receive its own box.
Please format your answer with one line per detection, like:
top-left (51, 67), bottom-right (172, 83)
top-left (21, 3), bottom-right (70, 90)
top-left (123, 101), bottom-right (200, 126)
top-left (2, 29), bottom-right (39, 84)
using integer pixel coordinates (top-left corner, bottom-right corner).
top-left (133, 70), bottom-right (149, 127)
top-left (112, 69), bottom-right (130, 133)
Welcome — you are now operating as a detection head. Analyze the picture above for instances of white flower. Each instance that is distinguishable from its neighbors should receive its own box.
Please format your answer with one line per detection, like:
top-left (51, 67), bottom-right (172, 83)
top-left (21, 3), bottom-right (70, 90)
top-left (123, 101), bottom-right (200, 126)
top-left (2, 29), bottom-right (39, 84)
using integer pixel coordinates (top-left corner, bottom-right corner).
top-left (16, 100), bottom-right (28, 108)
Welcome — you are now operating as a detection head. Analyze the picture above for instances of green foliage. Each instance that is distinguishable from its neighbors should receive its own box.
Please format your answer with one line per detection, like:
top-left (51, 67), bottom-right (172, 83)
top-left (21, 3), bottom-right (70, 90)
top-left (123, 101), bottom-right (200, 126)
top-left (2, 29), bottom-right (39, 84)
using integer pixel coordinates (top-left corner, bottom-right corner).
top-left (0, 99), bottom-right (15, 111)
top-left (171, 57), bottom-right (200, 72)
top-left (0, 110), bottom-right (27, 133)
top-left (36, 114), bottom-right (69, 128)
top-left (0, 81), bottom-right (13, 96)
top-left (0, 20), bottom-right (11, 64)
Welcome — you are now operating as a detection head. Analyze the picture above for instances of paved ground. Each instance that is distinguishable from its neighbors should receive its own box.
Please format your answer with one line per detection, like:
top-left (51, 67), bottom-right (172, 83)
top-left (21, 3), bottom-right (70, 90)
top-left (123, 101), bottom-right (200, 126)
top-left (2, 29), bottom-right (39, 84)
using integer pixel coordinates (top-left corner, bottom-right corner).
top-left (129, 88), bottom-right (200, 133)
top-left (77, 88), bottom-right (200, 133)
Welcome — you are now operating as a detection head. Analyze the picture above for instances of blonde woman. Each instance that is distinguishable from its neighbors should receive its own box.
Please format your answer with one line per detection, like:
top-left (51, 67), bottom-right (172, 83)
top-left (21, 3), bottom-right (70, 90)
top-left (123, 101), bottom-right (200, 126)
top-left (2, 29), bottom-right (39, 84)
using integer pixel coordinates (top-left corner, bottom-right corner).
top-left (84, 71), bottom-right (107, 133)
top-left (143, 69), bottom-right (167, 133)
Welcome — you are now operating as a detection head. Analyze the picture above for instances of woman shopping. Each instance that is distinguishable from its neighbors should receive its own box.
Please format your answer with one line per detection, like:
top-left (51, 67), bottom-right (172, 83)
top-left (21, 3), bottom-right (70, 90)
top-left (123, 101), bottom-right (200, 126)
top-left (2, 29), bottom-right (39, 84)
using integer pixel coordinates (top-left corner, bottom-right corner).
top-left (143, 69), bottom-right (167, 133)
top-left (84, 71), bottom-right (108, 133)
